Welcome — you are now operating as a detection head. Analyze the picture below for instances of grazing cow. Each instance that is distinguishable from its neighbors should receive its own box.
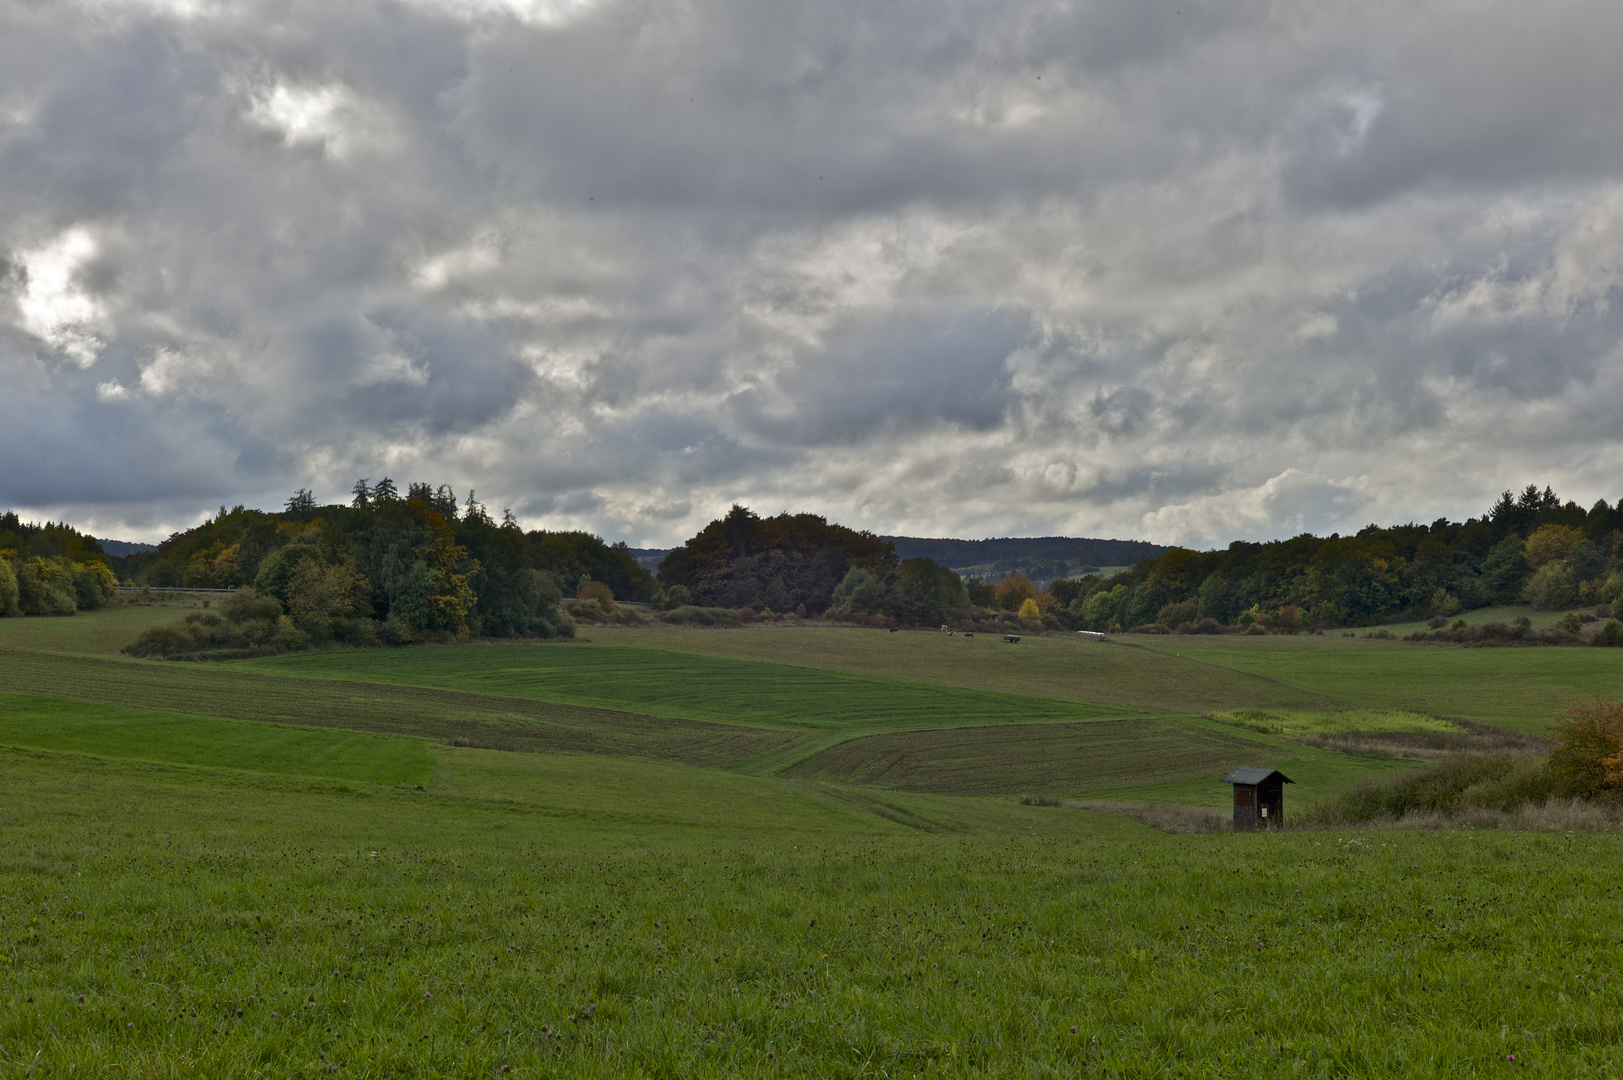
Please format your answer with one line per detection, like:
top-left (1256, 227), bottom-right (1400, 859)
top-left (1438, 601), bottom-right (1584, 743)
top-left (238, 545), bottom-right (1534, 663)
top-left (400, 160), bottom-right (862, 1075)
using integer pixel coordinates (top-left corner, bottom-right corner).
top-left (964, 632), bottom-right (974, 639)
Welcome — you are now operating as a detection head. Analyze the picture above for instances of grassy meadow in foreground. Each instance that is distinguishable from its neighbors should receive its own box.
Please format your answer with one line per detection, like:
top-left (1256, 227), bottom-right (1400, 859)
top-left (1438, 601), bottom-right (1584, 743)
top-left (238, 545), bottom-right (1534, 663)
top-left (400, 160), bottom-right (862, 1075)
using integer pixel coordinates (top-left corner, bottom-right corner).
top-left (2, 607), bottom-right (1623, 1074)
top-left (3, 747), bottom-right (1623, 1078)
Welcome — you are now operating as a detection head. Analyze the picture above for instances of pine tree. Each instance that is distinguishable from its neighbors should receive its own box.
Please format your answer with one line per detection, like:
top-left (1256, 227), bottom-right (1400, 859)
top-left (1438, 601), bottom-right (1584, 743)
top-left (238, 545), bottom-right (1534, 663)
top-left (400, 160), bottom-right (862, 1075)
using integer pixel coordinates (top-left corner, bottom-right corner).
top-left (464, 490), bottom-right (491, 526)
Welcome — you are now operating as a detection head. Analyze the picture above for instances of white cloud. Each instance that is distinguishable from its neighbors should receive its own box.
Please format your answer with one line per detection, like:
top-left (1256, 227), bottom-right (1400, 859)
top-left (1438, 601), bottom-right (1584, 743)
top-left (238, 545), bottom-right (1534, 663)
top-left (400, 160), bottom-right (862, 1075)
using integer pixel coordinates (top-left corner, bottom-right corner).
top-left (1138, 471), bottom-right (1366, 547)
top-left (15, 227), bottom-right (106, 368)
top-left (246, 81), bottom-right (390, 159)
top-left (138, 347), bottom-right (209, 397)
top-left (403, 0), bottom-right (608, 27)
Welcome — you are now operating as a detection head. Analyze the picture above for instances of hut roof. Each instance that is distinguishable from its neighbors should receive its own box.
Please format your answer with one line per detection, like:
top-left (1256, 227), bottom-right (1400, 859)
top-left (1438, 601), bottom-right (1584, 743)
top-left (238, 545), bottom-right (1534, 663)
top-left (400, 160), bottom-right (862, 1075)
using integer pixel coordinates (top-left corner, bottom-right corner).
top-left (1221, 767), bottom-right (1294, 786)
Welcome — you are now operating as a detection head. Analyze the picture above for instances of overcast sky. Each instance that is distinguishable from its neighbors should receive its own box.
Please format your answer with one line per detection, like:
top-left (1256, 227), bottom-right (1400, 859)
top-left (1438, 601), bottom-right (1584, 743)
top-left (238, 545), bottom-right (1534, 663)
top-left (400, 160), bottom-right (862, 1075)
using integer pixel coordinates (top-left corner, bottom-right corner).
top-left (5, 0), bottom-right (1623, 547)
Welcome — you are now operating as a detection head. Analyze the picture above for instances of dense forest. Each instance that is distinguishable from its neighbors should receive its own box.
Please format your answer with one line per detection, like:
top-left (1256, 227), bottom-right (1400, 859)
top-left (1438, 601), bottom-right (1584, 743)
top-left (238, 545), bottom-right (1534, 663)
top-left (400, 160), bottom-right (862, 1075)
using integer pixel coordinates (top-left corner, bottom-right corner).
top-left (105, 481), bottom-right (653, 657)
top-left (655, 505), bottom-right (894, 614)
top-left (1051, 485), bottom-right (1623, 633)
top-left (650, 505), bottom-right (975, 626)
top-left (0, 512), bottom-right (119, 616)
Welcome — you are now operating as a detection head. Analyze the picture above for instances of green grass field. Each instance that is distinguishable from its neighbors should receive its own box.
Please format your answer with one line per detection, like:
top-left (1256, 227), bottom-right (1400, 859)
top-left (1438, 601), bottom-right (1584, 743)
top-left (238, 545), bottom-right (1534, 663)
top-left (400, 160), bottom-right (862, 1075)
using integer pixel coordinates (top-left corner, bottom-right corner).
top-left (584, 624), bottom-right (1342, 712)
top-left (0, 693), bottom-right (432, 786)
top-left (1, 607), bottom-right (1622, 1074)
top-left (246, 642), bottom-right (1139, 733)
top-left (2, 747), bottom-right (1621, 1076)
top-left (1134, 635), bottom-right (1623, 733)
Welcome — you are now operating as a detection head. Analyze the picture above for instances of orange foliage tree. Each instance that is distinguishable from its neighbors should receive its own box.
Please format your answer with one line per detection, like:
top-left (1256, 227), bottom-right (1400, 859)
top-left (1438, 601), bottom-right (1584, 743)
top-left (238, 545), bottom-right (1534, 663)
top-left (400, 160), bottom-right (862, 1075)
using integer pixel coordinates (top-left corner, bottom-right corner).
top-left (1548, 698), bottom-right (1623, 798)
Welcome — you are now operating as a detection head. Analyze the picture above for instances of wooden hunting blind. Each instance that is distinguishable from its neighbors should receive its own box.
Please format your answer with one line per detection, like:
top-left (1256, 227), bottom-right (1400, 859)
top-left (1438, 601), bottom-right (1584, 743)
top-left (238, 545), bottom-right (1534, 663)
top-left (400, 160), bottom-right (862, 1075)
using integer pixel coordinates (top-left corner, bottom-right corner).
top-left (1222, 767), bottom-right (1293, 832)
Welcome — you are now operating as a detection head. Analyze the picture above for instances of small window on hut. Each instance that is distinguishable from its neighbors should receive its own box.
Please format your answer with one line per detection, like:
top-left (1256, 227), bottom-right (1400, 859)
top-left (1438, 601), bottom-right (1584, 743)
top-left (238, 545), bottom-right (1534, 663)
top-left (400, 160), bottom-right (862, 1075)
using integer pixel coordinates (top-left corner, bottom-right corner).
top-left (1235, 788), bottom-right (1253, 805)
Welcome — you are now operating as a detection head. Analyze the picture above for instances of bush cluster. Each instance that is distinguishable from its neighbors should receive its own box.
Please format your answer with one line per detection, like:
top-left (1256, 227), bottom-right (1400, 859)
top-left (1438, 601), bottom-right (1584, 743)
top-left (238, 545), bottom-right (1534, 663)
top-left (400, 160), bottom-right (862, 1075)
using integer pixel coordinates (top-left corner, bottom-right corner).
top-left (1306, 698), bottom-right (1623, 826)
top-left (124, 590), bottom-right (307, 660)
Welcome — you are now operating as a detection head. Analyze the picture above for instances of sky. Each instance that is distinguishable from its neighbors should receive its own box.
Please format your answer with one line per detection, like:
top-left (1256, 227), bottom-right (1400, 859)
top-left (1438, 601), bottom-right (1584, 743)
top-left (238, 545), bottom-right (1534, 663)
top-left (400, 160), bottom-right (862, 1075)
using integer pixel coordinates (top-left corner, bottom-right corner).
top-left (4, 0), bottom-right (1623, 547)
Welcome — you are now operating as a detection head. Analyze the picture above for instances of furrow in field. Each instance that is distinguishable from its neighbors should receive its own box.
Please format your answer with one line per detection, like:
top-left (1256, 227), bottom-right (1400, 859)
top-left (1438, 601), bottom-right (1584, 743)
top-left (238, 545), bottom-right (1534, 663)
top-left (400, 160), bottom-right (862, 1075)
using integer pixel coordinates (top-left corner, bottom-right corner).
top-left (784, 719), bottom-right (1276, 796)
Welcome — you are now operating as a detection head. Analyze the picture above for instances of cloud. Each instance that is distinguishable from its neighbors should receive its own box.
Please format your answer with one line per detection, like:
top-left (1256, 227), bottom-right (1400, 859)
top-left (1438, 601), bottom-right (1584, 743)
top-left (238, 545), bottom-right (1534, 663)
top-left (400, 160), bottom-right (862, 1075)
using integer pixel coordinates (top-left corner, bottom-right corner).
top-left (3, 0), bottom-right (1623, 545)
top-left (15, 227), bottom-right (106, 367)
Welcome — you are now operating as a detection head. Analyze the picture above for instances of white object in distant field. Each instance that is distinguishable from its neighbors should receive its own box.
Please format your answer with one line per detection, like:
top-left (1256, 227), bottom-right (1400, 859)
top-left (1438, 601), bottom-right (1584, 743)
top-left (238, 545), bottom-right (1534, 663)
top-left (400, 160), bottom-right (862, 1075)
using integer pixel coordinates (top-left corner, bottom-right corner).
top-left (1076, 631), bottom-right (1105, 639)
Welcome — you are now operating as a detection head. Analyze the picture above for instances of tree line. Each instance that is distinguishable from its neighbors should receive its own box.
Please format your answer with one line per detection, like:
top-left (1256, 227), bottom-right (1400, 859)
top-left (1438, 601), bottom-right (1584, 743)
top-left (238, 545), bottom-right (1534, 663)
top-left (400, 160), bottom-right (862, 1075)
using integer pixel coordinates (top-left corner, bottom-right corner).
top-left (12, 481), bottom-right (1621, 648)
top-left (652, 505), bottom-right (975, 626)
top-left (1047, 485), bottom-right (1623, 634)
top-left (0, 512), bottom-right (118, 616)
top-left (111, 479), bottom-right (656, 656)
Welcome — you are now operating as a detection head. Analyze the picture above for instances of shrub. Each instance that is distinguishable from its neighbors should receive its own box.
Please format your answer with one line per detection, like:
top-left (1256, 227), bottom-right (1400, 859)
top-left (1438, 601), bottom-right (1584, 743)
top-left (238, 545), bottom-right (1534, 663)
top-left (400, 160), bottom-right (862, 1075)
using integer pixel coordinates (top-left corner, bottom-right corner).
top-left (1307, 753), bottom-right (1552, 824)
top-left (1547, 698), bottom-right (1623, 800)
top-left (1599, 620), bottom-right (1623, 647)
top-left (0, 558), bottom-right (18, 616)
top-left (992, 574), bottom-right (1038, 612)
top-left (1017, 597), bottom-right (1041, 620)
top-left (656, 605), bottom-right (741, 628)
top-left (71, 562), bottom-right (118, 609)
top-left (578, 580), bottom-right (616, 607)
top-left (654, 584), bottom-right (692, 611)
top-left (123, 589), bottom-right (307, 660)
top-left (1157, 599), bottom-right (1197, 627)
top-left (1522, 560), bottom-right (1578, 609)
top-left (15, 557), bottom-right (78, 615)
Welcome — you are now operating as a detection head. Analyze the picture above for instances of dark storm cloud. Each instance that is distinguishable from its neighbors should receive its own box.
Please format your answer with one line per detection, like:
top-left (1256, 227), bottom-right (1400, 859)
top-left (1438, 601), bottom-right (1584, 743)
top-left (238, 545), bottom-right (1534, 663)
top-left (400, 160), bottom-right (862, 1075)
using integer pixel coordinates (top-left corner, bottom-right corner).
top-left (3, 0), bottom-right (1623, 545)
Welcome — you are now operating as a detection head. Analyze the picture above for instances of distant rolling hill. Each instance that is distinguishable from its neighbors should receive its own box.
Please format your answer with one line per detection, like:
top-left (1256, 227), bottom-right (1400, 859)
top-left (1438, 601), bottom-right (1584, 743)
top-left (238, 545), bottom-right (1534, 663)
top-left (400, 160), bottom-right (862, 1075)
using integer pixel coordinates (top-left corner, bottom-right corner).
top-left (96, 538), bottom-right (160, 558)
top-left (883, 535), bottom-right (1168, 586)
top-left (630, 536), bottom-right (1167, 587)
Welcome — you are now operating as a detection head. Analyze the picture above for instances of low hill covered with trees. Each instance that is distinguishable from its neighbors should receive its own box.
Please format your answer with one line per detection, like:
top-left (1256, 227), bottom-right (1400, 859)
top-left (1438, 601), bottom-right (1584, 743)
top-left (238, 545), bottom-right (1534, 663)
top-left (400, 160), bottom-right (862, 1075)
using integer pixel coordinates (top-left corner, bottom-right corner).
top-left (884, 534), bottom-right (1166, 588)
top-left (655, 505), bottom-right (901, 615)
top-left (106, 480), bottom-right (655, 657)
top-left (1054, 485), bottom-right (1623, 635)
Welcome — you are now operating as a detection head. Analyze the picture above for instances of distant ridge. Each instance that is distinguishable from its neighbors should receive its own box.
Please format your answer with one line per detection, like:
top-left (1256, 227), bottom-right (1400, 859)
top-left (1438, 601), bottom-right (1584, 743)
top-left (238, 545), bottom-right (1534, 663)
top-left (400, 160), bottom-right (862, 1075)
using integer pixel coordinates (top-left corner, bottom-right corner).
top-left (629, 536), bottom-right (1167, 582)
top-left (627, 547), bottom-right (673, 572)
top-left (95, 538), bottom-right (160, 557)
top-left (883, 535), bottom-right (1168, 584)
